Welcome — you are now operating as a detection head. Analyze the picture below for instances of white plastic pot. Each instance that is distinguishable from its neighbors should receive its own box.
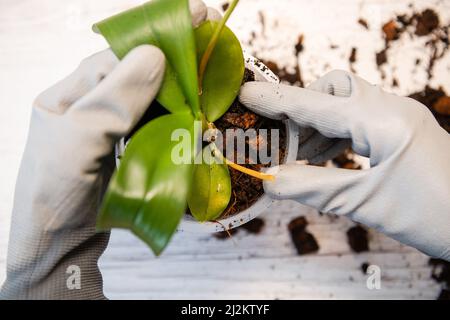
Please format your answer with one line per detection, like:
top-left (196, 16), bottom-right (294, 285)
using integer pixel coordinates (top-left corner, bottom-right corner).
top-left (115, 53), bottom-right (299, 234)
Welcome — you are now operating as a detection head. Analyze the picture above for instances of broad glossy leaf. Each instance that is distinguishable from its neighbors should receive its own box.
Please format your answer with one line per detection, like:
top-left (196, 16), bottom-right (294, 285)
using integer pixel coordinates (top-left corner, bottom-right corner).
top-left (195, 21), bottom-right (245, 122)
top-left (94, 0), bottom-right (200, 116)
top-left (188, 146), bottom-right (232, 222)
top-left (98, 113), bottom-right (197, 255)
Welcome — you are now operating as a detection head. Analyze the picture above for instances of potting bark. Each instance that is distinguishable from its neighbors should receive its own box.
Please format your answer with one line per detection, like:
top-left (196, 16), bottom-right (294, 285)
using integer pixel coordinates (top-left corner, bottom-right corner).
top-left (214, 69), bottom-right (287, 218)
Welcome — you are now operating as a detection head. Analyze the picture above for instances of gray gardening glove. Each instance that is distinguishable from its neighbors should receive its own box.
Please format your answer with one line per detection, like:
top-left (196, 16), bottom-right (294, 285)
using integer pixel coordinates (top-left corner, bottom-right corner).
top-left (0, 0), bottom-right (216, 300)
top-left (0, 46), bottom-right (165, 300)
top-left (239, 70), bottom-right (450, 261)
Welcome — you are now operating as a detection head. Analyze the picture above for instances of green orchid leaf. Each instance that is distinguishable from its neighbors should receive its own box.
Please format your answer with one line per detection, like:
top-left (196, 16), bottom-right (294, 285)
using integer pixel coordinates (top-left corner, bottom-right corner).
top-left (188, 145), bottom-right (232, 222)
top-left (94, 0), bottom-right (200, 116)
top-left (98, 113), bottom-right (197, 255)
top-left (195, 21), bottom-right (245, 122)
top-left (95, 0), bottom-right (245, 255)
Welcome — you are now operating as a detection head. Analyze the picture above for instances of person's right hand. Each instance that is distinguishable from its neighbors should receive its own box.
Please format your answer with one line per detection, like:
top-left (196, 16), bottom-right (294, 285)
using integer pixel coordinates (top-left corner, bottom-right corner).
top-left (239, 70), bottom-right (450, 261)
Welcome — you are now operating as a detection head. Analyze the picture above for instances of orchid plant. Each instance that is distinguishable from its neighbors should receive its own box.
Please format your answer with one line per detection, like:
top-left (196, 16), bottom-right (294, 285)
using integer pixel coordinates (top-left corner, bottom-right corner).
top-left (95, 0), bottom-right (273, 255)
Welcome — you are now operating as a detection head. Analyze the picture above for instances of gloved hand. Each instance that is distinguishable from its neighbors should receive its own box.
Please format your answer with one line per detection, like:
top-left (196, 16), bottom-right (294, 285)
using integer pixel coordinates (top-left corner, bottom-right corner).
top-left (0, 0), bottom-right (217, 300)
top-left (239, 70), bottom-right (450, 261)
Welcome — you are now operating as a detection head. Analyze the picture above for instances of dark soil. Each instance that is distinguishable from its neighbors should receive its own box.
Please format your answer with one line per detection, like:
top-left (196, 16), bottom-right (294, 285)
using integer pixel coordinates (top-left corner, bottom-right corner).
top-left (375, 49), bottom-right (388, 67)
top-left (213, 228), bottom-right (238, 240)
top-left (349, 47), bottom-right (357, 63)
top-left (213, 218), bottom-right (266, 240)
top-left (415, 9), bottom-right (440, 36)
top-left (392, 78), bottom-right (399, 87)
top-left (429, 259), bottom-right (450, 287)
top-left (429, 258), bottom-right (450, 300)
top-left (349, 47), bottom-right (357, 73)
top-left (261, 60), bottom-right (304, 88)
top-left (257, 34), bottom-right (305, 88)
top-left (346, 225), bottom-right (369, 253)
top-left (374, 8), bottom-right (449, 80)
top-left (409, 86), bottom-right (450, 133)
top-left (295, 34), bottom-right (305, 56)
top-left (288, 216), bottom-right (320, 255)
top-left (240, 218), bottom-right (265, 234)
top-left (214, 68), bottom-right (287, 219)
top-left (358, 18), bottom-right (369, 30)
top-left (288, 216), bottom-right (308, 230)
top-left (332, 149), bottom-right (362, 170)
top-left (382, 20), bottom-right (399, 42)
top-left (221, 2), bottom-right (229, 12)
top-left (361, 262), bottom-right (370, 274)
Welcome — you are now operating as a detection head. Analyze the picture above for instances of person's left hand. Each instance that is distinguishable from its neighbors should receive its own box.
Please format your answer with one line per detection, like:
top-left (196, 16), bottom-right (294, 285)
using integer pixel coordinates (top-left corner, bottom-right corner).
top-left (0, 0), bottom-right (218, 300)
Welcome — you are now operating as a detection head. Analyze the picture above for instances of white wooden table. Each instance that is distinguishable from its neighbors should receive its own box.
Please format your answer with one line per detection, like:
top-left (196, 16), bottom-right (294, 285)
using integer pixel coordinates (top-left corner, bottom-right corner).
top-left (0, 0), bottom-right (448, 299)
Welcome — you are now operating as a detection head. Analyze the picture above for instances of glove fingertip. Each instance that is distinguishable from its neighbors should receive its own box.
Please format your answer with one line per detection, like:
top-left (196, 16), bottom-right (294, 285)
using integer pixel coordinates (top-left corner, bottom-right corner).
top-left (126, 45), bottom-right (165, 66)
top-left (262, 165), bottom-right (287, 199)
top-left (239, 80), bottom-right (269, 94)
top-left (123, 45), bottom-right (166, 82)
top-left (239, 82), bottom-right (286, 120)
top-left (189, 0), bottom-right (207, 27)
top-left (206, 7), bottom-right (222, 21)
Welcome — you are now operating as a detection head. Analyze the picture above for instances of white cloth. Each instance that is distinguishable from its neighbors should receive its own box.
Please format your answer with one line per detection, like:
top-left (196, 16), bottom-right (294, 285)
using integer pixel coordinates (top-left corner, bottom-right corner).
top-left (239, 70), bottom-right (450, 261)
